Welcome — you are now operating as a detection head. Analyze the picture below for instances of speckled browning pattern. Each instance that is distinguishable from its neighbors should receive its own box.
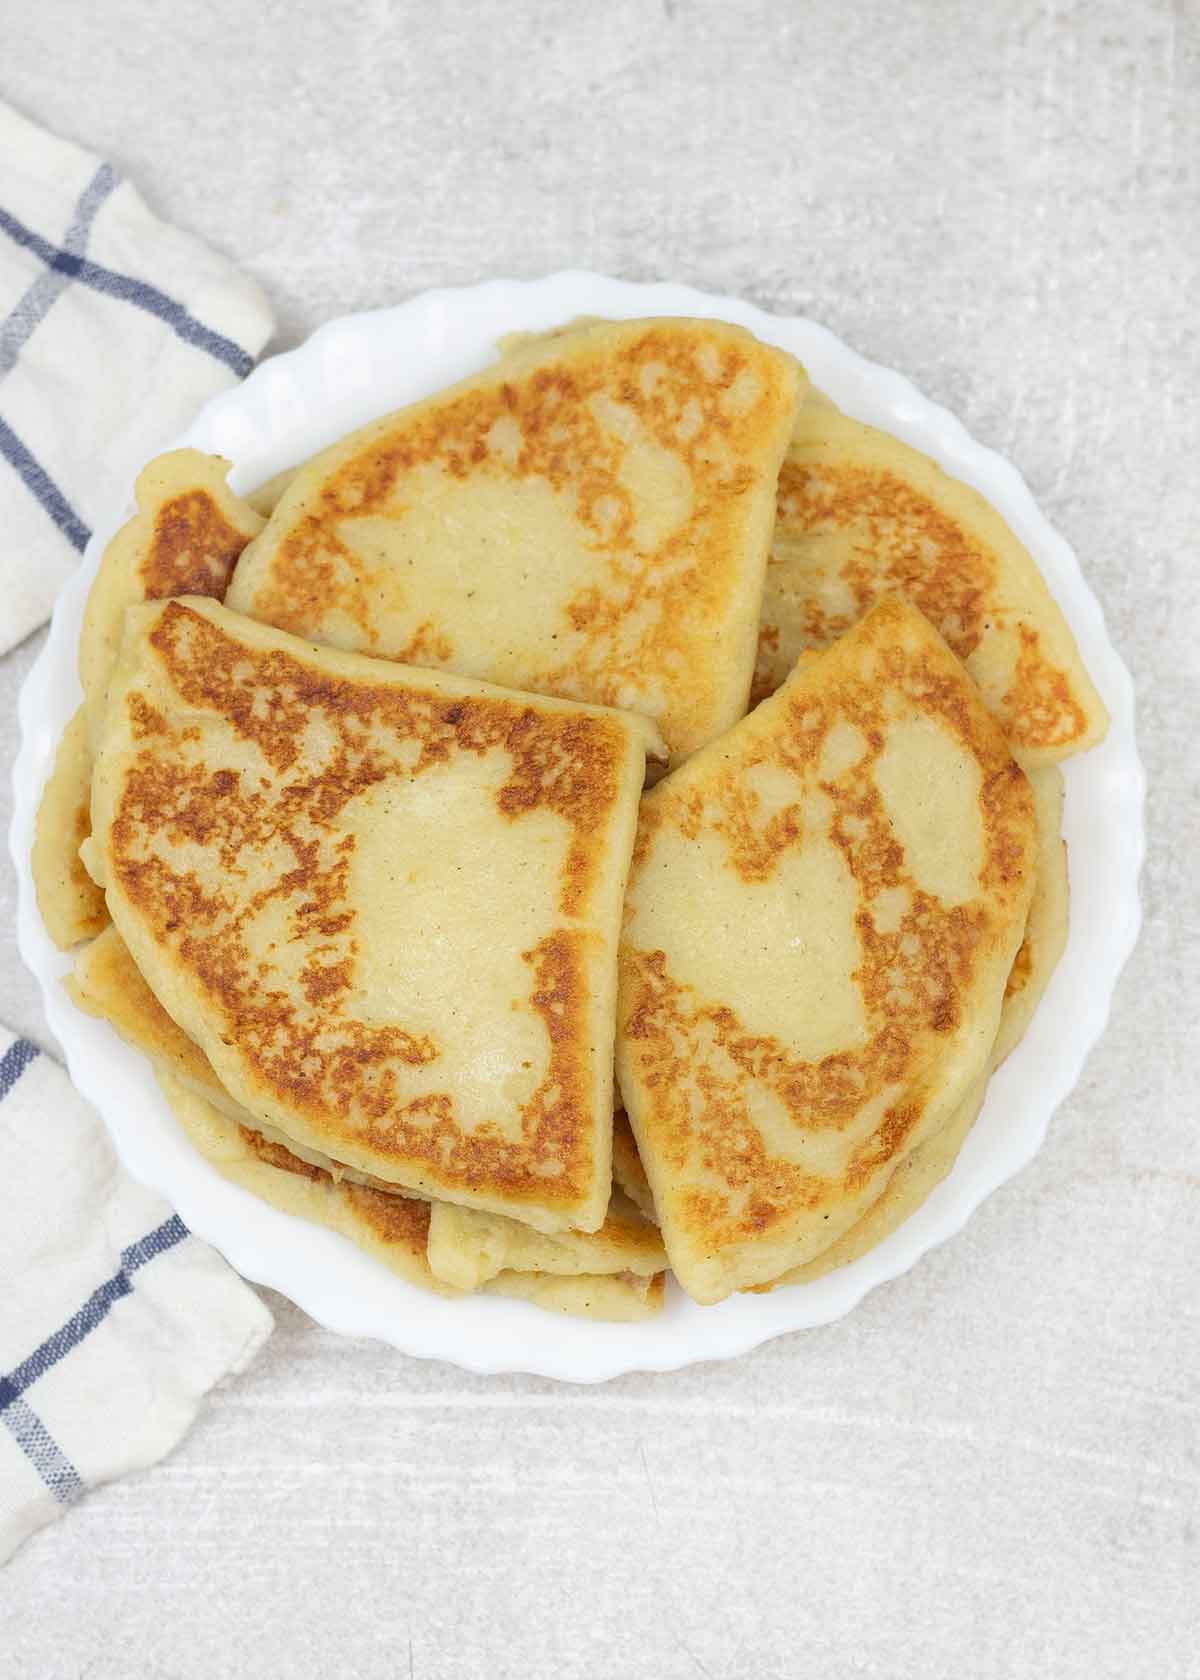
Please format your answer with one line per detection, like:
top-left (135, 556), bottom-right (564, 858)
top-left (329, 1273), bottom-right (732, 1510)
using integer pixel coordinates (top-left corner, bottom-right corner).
top-left (94, 597), bottom-right (647, 1225)
top-left (229, 318), bottom-right (801, 761)
top-left (753, 395), bottom-right (1108, 763)
top-left (619, 596), bottom-right (1038, 1299)
top-left (158, 1076), bottom-right (665, 1320)
top-left (138, 486), bottom-right (257, 599)
top-left (79, 450), bottom-right (265, 740)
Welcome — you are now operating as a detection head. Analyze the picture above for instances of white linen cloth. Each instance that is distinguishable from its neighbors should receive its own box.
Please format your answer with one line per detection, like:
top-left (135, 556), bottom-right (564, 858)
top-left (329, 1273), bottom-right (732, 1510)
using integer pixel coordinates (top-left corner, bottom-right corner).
top-left (0, 97), bottom-right (274, 651)
top-left (0, 1032), bottom-right (272, 1564)
top-left (0, 101), bottom-right (276, 1564)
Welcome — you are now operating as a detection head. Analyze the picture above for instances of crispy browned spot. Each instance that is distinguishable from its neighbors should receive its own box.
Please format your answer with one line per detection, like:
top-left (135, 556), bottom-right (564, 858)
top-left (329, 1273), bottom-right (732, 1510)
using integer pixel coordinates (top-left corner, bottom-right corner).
top-left (109, 602), bottom-right (625, 1207)
top-left (342, 1180), bottom-right (431, 1251)
top-left (1003, 625), bottom-right (1089, 751)
top-left (238, 1123), bottom-right (431, 1255)
top-left (247, 325), bottom-right (794, 715)
top-left (139, 490), bottom-right (251, 600)
top-left (393, 621), bottom-right (454, 665)
top-left (240, 1124), bottom-right (326, 1182)
top-left (127, 694), bottom-right (167, 738)
top-left (622, 600), bottom-right (1036, 1252)
top-left (772, 459), bottom-right (994, 661)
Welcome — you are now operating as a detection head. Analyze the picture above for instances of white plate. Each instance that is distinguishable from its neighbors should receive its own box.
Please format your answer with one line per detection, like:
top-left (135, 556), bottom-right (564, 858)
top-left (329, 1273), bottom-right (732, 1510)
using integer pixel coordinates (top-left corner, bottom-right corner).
top-left (10, 274), bottom-right (1144, 1382)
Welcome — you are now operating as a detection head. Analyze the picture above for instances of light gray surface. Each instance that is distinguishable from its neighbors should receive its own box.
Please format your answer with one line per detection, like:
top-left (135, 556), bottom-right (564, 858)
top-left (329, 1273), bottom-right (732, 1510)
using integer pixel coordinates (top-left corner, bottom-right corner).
top-left (1, 2), bottom-right (1196, 1675)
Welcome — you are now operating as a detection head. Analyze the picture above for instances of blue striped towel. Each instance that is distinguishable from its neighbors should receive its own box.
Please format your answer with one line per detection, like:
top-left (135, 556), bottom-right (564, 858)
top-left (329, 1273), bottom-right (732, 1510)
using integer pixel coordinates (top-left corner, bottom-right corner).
top-left (0, 104), bottom-right (276, 1563)
top-left (0, 97), bottom-right (274, 654)
top-left (0, 1032), bottom-right (272, 1564)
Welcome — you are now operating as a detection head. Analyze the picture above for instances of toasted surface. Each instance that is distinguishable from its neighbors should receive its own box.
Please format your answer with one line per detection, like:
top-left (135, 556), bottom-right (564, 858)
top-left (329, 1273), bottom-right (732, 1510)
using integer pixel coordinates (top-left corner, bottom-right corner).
top-left (157, 1072), bottom-right (664, 1320)
top-left (66, 925), bottom-right (461, 1197)
top-left (32, 705), bottom-right (108, 948)
top-left (754, 390), bottom-right (1108, 765)
top-left (760, 764), bottom-right (1067, 1289)
top-left (611, 1106), bottom-right (657, 1222)
top-left (38, 448), bottom-right (260, 947)
top-left (226, 317), bottom-right (803, 763)
top-left (617, 596), bottom-right (1038, 1302)
top-left (426, 1188), bottom-right (666, 1289)
top-left (79, 449), bottom-right (263, 745)
top-left (89, 596), bottom-right (657, 1232)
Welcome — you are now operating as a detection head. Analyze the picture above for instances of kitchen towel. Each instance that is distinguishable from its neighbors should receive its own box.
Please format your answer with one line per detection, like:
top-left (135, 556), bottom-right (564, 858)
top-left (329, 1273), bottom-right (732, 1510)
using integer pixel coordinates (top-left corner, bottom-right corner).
top-left (0, 1031), bottom-right (272, 1564)
top-left (0, 96), bottom-right (274, 652)
top-left (0, 100), bottom-right (276, 1565)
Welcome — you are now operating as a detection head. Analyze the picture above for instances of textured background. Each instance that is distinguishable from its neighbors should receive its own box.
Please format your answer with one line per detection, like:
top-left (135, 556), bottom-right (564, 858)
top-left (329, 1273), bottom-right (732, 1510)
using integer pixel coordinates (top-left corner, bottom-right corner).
top-left (1, 2), bottom-right (1197, 1675)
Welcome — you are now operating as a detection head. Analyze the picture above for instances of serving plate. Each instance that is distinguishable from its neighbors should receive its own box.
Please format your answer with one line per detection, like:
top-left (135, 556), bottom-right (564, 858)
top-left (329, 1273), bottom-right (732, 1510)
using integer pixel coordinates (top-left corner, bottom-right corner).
top-left (10, 273), bottom-right (1144, 1381)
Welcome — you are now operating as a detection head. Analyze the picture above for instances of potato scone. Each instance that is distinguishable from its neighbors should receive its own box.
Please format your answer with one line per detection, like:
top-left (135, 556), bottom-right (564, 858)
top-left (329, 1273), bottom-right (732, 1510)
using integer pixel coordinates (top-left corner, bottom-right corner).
top-left (80, 448), bottom-right (264, 743)
top-left (226, 317), bottom-right (803, 764)
top-left (617, 597), bottom-right (1038, 1302)
top-left (87, 596), bottom-right (660, 1234)
top-left (754, 389), bottom-right (1108, 765)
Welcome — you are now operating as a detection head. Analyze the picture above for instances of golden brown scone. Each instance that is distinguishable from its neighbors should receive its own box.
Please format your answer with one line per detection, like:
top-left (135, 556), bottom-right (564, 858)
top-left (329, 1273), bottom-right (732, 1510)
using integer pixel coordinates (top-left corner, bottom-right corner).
top-left (227, 317), bottom-right (803, 764)
top-left (755, 387), bottom-right (1108, 765)
top-left (618, 597), bottom-right (1038, 1303)
top-left (87, 595), bottom-right (660, 1234)
top-left (78, 447), bottom-right (263, 744)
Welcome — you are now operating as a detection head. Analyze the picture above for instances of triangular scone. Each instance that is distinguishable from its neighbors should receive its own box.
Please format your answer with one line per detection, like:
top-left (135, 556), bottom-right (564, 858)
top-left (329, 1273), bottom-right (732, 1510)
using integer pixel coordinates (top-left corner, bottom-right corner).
top-left (226, 318), bottom-right (803, 763)
top-left (617, 597), bottom-right (1038, 1303)
top-left (759, 764), bottom-right (1067, 1290)
top-left (88, 596), bottom-right (661, 1234)
top-left (32, 705), bottom-right (109, 948)
top-left (34, 450), bottom-right (262, 948)
top-left (158, 1074), bottom-right (665, 1321)
top-left (754, 390), bottom-right (1108, 765)
top-left (426, 1189), bottom-right (666, 1290)
top-left (79, 449), bottom-right (264, 744)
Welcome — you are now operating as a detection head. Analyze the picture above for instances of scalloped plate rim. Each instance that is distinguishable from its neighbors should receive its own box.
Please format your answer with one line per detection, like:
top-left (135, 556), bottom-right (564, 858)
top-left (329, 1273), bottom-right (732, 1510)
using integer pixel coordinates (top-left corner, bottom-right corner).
top-left (9, 273), bottom-right (1144, 1382)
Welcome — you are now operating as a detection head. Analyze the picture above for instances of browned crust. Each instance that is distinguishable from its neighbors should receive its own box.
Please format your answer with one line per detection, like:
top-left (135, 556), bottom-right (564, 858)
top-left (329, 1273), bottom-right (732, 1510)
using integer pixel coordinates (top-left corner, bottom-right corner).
top-left (620, 597), bottom-right (1037, 1267)
top-left (755, 427), bottom-right (1103, 758)
top-left (102, 600), bottom-right (636, 1214)
top-left (138, 488), bottom-right (257, 601)
top-left (236, 320), bottom-right (799, 757)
